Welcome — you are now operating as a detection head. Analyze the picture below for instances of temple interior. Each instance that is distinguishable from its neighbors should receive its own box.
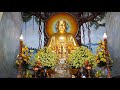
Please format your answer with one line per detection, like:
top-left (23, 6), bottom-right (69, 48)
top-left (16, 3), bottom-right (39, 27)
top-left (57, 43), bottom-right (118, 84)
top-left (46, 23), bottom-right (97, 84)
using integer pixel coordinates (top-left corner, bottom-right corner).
top-left (0, 12), bottom-right (120, 78)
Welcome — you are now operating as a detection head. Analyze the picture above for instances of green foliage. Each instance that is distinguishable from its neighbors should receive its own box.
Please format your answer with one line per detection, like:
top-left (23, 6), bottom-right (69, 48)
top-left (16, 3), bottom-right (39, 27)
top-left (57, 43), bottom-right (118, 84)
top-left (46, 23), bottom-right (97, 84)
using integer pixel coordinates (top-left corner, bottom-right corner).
top-left (34, 16), bottom-right (39, 25)
top-left (90, 21), bottom-right (105, 30)
top-left (21, 12), bottom-right (106, 28)
top-left (34, 16), bottom-right (44, 25)
top-left (22, 12), bottom-right (33, 22)
top-left (89, 12), bottom-right (106, 29)
top-left (31, 47), bottom-right (59, 68)
top-left (67, 46), bottom-right (97, 69)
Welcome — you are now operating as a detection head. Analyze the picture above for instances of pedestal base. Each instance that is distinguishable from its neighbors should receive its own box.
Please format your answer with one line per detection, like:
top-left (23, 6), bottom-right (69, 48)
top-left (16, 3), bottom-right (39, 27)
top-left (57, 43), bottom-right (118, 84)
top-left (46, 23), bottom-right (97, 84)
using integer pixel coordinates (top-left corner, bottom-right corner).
top-left (51, 58), bottom-right (72, 78)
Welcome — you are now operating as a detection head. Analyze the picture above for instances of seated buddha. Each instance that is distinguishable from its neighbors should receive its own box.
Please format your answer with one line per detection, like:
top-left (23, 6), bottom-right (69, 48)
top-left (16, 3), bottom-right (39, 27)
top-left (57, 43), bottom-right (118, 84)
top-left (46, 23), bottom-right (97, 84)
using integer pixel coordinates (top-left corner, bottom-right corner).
top-left (47, 20), bottom-right (79, 59)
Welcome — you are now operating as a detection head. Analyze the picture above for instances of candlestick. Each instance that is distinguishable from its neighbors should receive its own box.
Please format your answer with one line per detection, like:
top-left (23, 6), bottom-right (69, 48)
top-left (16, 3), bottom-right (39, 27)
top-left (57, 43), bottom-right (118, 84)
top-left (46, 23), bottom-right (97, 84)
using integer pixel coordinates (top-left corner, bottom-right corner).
top-left (33, 67), bottom-right (38, 78)
top-left (103, 33), bottom-right (112, 78)
top-left (19, 34), bottom-right (23, 57)
top-left (17, 64), bottom-right (22, 78)
top-left (17, 34), bottom-right (23, 78)
top-left (86, 65), bottom-right (91, 78)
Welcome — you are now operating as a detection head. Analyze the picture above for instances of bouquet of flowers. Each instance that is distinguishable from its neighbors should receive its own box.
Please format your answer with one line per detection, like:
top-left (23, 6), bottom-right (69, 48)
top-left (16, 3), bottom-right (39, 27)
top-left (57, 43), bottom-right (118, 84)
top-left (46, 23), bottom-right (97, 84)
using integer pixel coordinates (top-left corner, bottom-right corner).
top-left (95, 40), bottom-right (113, 67)
top-left (16, 43), bottom-right (34, 77)
top-left (67, 46), bottom-right (97, 69)
top-left (16, 44), bottom-right (33, 67)
top-left (32, 47), bottom-right (59, 68)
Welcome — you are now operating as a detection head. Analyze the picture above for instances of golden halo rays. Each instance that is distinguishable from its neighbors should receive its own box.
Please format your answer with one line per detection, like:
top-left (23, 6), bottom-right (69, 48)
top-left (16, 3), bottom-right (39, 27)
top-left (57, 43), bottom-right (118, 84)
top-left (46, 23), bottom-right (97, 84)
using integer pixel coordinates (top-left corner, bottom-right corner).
top-left (46, 12), bottom-right (78, 37)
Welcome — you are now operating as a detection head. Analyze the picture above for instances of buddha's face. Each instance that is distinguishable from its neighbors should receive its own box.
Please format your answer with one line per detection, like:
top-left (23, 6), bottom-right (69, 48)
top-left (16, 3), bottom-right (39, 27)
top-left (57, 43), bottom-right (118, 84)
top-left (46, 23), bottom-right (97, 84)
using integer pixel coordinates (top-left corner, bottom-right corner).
top-left (57, 20), bottom-right (66, 33)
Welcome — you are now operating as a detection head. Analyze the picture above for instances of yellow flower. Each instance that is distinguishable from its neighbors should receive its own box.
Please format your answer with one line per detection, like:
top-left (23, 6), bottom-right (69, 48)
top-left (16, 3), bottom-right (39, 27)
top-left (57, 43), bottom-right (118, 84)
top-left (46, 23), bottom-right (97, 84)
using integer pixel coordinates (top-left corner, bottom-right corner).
top-left (22, 54), bottom-right (25, 57)
top-left (30, 50), bottom-right (34, 53)
top-left (25, 52), bottom-right (28, 55)
top-left (101, 58), bottom-right (106, 62)
top-left (102, 42), bottom-right (105, 45)
top-left (101, 46), bottom-right (105, 49)
top-left (25, 47), bottom-right (29, 51)
top-left (17, 55), bottom-right (20, 58)
top-left (97, 60), bottom-right (100, 63)
top-left (96, 57), bottom-right (98, 60)
top-left (16, 60), bottom-right (19, 64)
top-left (24, 59), bottom-right (27, 62)
top-left (22, 48), bottom-right (26, 52)
top-left (28, 57), bottom-right (30, 60)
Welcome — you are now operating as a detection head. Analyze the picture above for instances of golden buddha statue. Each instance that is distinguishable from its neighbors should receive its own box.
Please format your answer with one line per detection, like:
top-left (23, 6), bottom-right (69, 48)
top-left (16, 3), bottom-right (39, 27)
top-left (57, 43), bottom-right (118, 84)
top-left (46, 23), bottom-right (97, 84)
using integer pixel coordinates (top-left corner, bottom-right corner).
top-left (47, 20), bottom-right (79, 59)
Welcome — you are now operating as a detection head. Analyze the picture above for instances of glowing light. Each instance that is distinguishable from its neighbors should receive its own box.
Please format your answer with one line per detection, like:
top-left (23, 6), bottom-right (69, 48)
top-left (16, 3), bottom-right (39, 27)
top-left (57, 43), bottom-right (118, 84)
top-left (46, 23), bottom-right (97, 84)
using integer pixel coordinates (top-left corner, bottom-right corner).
top-left (20, 35), bottom-right (23, 40)
top-left (46, 12), bottom-right (78, 37)
top-left (103, 33), bottom-right (107, 39)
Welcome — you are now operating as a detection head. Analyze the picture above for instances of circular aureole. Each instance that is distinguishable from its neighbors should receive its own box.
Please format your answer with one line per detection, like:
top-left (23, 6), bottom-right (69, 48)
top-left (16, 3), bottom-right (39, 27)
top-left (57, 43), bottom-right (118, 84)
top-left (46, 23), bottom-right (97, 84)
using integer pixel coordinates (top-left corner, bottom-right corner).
top-left (46, 12), bottom-right (78, 37)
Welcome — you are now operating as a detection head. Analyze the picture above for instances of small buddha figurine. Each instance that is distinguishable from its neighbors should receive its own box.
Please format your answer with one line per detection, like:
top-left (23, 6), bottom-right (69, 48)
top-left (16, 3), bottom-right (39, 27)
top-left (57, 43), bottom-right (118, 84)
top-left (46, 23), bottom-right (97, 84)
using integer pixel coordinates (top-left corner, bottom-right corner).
top-left (47, 20), bottom-right (79, 58)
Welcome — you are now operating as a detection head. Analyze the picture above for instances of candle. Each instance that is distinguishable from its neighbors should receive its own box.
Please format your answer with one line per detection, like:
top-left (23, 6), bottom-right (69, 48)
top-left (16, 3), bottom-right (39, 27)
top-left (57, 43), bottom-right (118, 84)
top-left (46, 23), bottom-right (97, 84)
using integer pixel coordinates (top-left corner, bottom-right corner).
top-left (103, 33), bottom-right (107, 39)
top-left (19, 34), bottom-right (23, 56)
top-left (103, 33), bottom-right (107, 54)
top-left (86, 64), bottom-right (91, 78)
top-left (86, 65), bottom-right (91, 70)
top-left (82, 75), bottom-right (86, 78)
top-left (103, 33), bottom-right (112, 78)
top-left (17, 34), bottom-right (23, 78)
